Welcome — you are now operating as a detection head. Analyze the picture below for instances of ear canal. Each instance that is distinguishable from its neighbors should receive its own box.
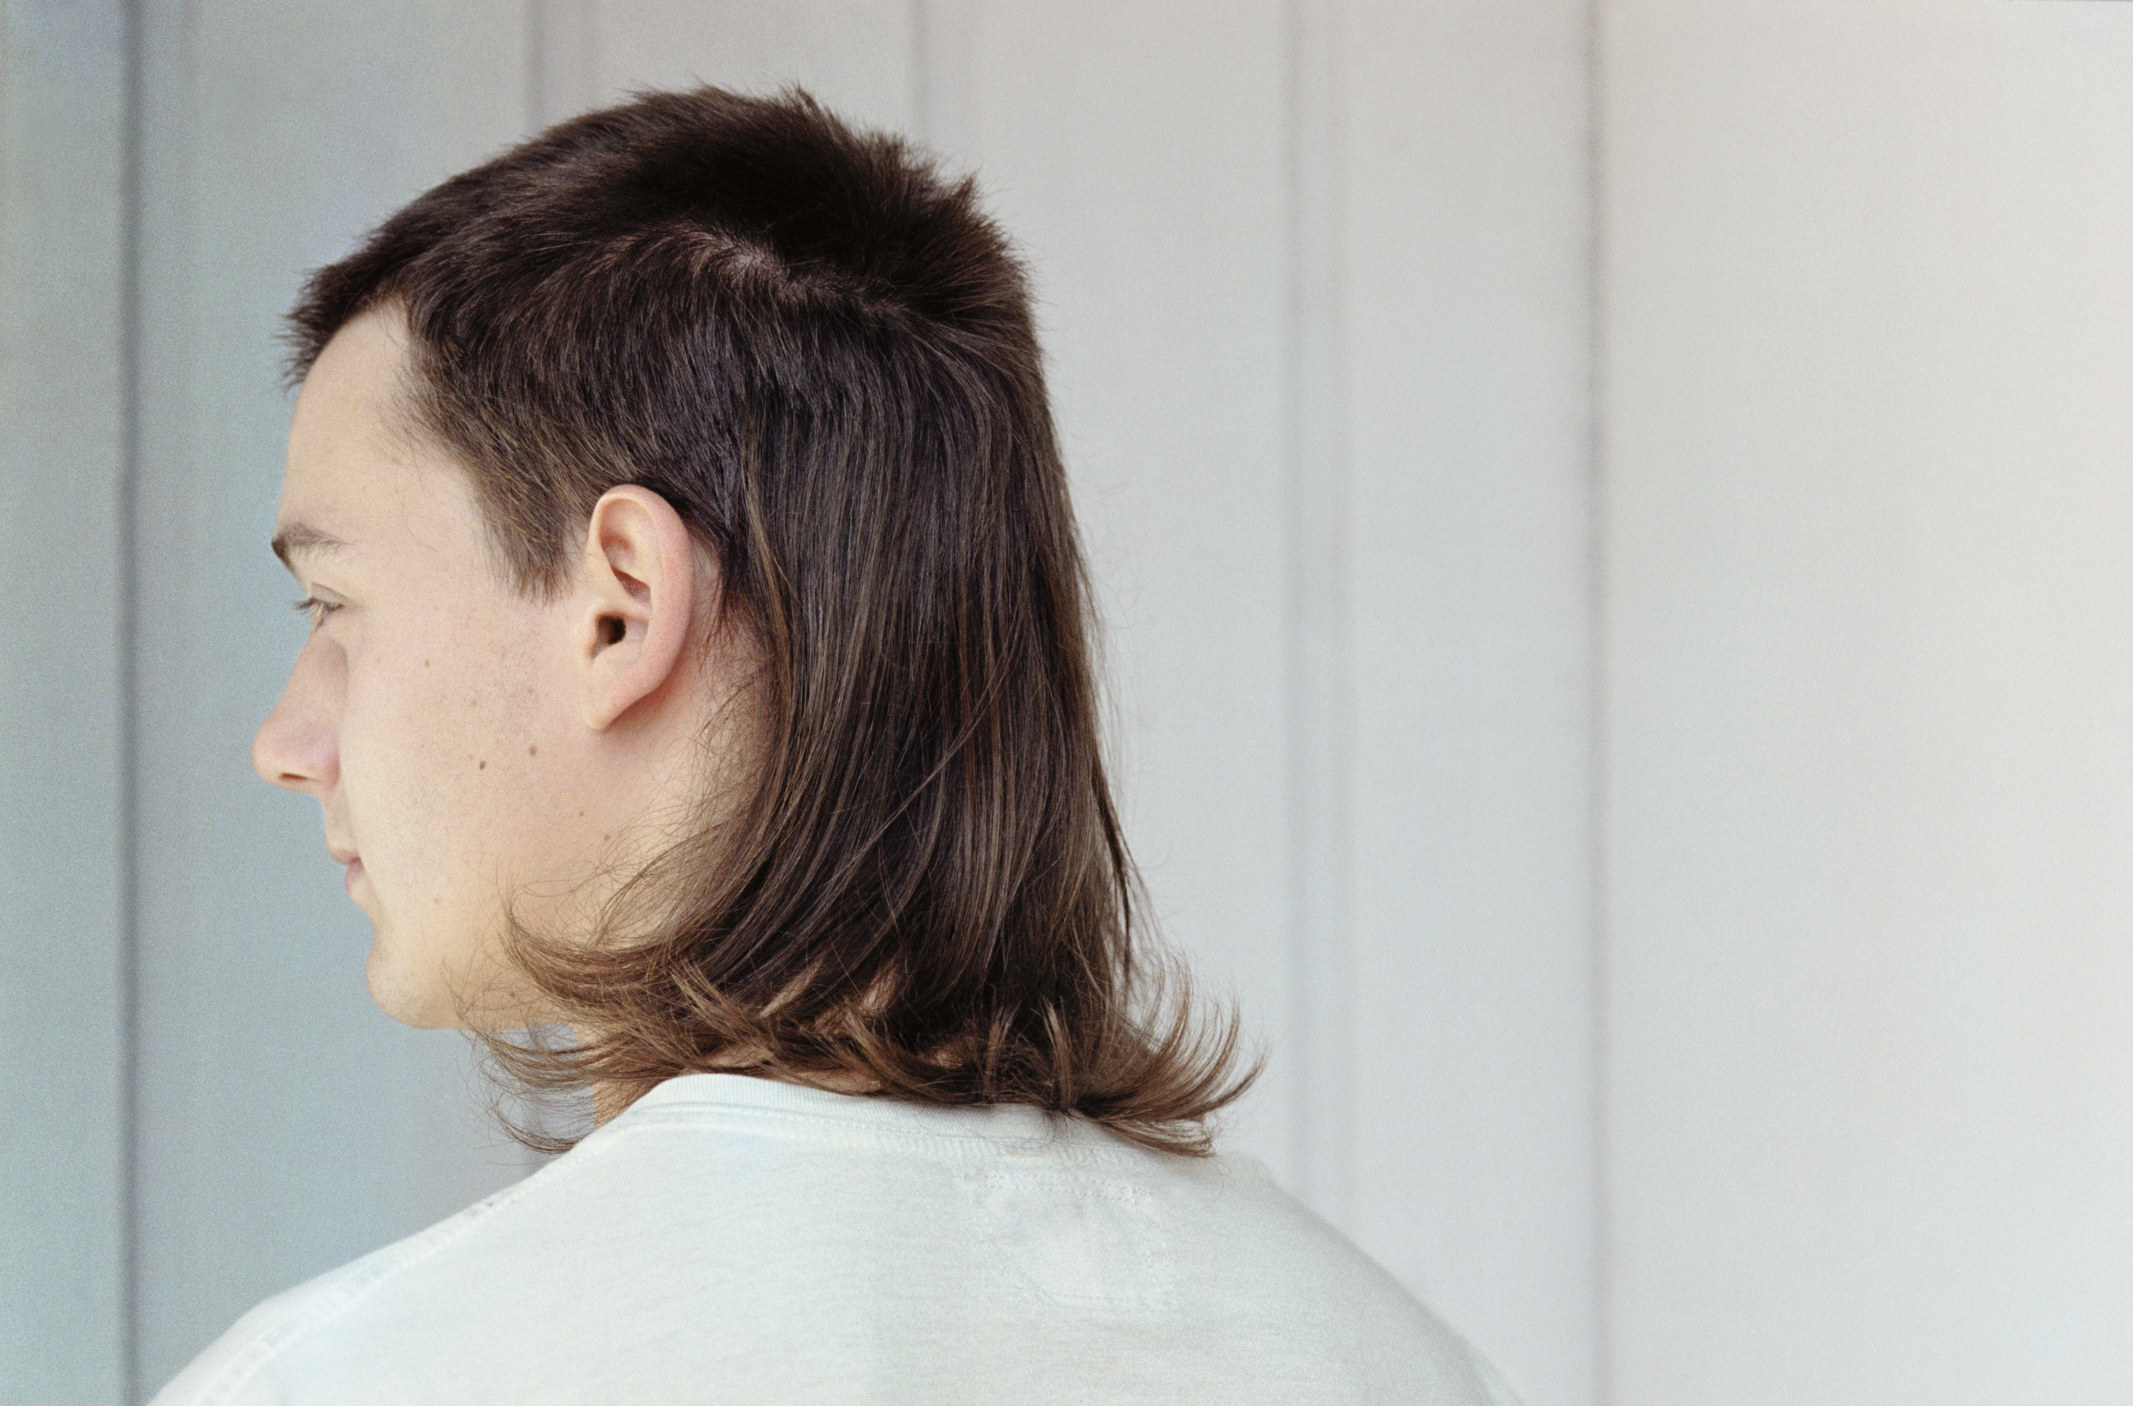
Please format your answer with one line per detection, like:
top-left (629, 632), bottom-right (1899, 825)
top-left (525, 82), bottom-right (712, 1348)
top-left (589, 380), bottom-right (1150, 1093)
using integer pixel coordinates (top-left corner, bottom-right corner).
top-left (604, 616), bottom-right (626, 646)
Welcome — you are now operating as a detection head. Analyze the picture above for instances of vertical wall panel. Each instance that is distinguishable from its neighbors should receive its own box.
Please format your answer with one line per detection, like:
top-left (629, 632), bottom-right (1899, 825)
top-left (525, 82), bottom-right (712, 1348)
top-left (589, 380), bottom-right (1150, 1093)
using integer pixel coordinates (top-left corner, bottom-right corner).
top-left (1606, 4), bottom-right (2133, 1403)
top-left (1347, 5), bottom-right (1596, 1405)
top-left (586, 0), bottom-right (914, 131)
top-left (131, 3), bottom-right (529, 1390)
top-left (0, 4), bottom-right (129, 1401)
top-left (1283, 0), bottom-right (1357, 1232)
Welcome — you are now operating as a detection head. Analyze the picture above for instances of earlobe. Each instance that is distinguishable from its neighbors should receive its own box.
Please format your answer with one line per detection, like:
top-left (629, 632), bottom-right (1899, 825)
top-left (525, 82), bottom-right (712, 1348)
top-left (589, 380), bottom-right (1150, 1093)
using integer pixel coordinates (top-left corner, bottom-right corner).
top-left (577, 485), bottom-right (702, 731)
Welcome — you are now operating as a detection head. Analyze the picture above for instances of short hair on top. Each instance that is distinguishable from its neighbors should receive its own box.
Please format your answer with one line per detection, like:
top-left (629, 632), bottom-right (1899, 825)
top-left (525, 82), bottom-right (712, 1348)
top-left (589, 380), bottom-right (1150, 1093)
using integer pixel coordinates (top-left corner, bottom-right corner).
top-left (286, 86), bottom-right (1256, 1155)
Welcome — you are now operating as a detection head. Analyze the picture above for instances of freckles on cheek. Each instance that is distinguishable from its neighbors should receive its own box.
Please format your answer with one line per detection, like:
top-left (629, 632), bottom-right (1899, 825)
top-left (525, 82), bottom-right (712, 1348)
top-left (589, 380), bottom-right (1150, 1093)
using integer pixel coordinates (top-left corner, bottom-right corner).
top-left (408, 630), bottom-right (544, 796)
top-left (350, 595), bottom-right (553, 840)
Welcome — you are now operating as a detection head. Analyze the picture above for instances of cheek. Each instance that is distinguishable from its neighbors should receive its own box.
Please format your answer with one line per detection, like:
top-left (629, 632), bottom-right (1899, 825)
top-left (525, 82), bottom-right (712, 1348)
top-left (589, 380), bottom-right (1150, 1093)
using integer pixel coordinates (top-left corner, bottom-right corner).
top-left (342, 611), bottom-right (554, 871)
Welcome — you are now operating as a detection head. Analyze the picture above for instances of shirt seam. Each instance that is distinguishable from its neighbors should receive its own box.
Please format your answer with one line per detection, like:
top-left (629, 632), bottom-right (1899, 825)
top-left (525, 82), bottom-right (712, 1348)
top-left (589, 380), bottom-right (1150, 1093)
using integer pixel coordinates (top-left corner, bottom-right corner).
top-left (609, 1102), bottom-right (1146, 1166)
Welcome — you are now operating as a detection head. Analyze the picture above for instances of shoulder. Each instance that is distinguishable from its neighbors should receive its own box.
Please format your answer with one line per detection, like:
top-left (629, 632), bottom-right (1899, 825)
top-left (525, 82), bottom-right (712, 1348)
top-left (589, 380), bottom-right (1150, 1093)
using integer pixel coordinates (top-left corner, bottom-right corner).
top-left (144, 1164), bottom-right (557, 1406)
top-left (148, 1081), bottom-right (1523, 1406)
top-left (1157, 1154), bottom-right (1524, 1403)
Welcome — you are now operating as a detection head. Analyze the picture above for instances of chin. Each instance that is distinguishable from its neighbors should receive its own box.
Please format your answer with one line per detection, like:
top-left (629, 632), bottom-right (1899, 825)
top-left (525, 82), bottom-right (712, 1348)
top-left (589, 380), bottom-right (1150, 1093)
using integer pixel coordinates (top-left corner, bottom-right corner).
top-left (365, 927), bottom-right (542, 1031)
top-left (364, 936), bottom-right (462, 1029)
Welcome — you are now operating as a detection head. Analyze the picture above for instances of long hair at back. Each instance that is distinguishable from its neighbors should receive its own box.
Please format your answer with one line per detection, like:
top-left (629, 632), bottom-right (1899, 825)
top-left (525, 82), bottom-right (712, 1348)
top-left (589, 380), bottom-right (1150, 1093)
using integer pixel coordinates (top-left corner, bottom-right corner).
top-left (287, 87), bottom-right (1257, 1154)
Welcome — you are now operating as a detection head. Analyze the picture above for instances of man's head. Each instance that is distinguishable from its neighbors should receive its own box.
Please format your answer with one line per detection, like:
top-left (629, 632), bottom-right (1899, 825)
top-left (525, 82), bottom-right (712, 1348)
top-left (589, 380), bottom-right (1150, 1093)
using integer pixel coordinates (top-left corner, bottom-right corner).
top-left (255, 88), bottom-right (1247, 1149)
top-left (256, 306), bottom-right (738, 1027)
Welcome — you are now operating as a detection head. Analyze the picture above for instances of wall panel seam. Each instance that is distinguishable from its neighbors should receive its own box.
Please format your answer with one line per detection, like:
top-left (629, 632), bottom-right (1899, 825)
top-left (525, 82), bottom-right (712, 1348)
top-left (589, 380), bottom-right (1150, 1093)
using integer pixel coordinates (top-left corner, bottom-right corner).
top-left (1585, 0), bottom-right (1612, 1397)
top-left (1281, 0), bottom-right (1354, 1225)
top-left (119, 0), bottom-right (144, 1397)
top-left (1586, 2), bottom-right (1614, 1400)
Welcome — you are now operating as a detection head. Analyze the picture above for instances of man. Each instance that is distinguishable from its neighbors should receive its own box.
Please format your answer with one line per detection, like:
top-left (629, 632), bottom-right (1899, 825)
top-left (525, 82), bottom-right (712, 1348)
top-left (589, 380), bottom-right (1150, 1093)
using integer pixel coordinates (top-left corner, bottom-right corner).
top-left (153, 87), bottom-right (1518, 1404)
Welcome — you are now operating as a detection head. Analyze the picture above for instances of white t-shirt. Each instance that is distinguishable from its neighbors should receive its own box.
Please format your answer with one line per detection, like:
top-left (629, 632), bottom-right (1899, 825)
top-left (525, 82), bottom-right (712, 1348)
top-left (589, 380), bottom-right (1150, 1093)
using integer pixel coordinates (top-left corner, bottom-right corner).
top-left (152, 1072), bottom-right (1521, 1404)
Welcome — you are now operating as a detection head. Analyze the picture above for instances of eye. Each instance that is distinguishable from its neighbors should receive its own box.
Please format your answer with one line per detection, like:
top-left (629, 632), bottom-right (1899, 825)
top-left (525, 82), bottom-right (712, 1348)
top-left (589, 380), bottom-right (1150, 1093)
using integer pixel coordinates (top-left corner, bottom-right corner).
top-left (291, 595), bottom-right (342, 630)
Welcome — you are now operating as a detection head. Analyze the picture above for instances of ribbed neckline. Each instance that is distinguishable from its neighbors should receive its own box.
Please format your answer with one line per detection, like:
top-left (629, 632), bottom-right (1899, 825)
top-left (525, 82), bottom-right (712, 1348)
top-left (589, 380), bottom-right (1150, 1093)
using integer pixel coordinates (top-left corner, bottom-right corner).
top-left (622, 1070), bottom-right (1074, 1146)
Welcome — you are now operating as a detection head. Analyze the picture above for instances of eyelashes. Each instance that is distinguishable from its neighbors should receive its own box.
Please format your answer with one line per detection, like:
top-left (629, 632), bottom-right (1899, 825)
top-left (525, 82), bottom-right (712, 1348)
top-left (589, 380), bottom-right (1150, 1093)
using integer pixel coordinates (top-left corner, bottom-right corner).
top-left (292, 596), bottom-right (342, 630)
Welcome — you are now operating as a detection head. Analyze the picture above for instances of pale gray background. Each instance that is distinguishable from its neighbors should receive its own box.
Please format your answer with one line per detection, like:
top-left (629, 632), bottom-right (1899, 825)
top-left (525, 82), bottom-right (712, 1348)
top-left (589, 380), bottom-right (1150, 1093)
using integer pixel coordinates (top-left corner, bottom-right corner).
top-left (18, 2), bottom-right (2133, 1405)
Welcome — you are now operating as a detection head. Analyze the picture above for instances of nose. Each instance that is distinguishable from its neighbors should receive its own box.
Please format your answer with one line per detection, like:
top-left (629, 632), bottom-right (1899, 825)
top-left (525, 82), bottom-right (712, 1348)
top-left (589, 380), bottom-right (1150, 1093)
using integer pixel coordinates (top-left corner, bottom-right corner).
top-left (253, 635), bottom-right (341, 794)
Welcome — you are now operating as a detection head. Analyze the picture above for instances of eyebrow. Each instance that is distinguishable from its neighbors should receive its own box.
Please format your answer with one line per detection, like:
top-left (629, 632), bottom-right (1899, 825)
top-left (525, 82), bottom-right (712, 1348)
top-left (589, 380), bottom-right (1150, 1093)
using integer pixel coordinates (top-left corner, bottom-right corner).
top-left (270, 521), bottom-right (349, 572)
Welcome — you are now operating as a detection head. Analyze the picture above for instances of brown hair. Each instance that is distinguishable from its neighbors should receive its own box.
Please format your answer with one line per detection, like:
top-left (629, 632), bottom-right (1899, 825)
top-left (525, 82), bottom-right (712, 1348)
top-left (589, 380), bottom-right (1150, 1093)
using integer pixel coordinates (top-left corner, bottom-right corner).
top-left (286, 87), bottom-right (1255, 1154)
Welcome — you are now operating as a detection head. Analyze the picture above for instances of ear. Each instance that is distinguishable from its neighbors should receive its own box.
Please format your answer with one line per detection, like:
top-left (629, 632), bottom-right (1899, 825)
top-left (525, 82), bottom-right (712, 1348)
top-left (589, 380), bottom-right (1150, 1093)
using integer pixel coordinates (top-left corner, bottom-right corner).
top-left (572, 485), bottom-right (704, 731)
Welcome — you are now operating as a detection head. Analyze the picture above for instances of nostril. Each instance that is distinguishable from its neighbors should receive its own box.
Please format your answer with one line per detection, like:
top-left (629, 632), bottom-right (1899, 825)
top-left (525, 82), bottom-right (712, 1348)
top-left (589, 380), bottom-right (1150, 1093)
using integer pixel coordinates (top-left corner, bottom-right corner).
top-left (254, 652), bottom-right (340, 791)
top-left (254, 712), bottom-right (329, 792)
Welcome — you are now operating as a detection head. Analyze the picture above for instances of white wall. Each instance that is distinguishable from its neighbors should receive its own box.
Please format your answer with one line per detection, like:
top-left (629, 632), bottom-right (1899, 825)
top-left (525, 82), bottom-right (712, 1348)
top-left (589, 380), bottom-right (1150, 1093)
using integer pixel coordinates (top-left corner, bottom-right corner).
top-left (4, 4), bottom-right (1595, 1403)
top-left (1604, 4), bottom-right (2133, 1403)
top-left (1342, 15), bottom-right (1593, 1394)
top-left (0, 1), bottom-right (128, 1399)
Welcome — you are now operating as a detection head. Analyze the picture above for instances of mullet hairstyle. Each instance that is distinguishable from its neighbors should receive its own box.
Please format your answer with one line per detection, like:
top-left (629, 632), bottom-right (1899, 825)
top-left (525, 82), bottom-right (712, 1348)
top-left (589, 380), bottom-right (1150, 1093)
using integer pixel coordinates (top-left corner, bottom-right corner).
top-left (286, 87), bottom-right (1256, 1154)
